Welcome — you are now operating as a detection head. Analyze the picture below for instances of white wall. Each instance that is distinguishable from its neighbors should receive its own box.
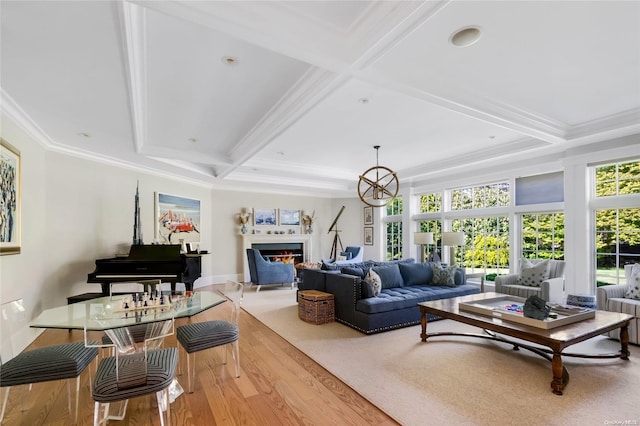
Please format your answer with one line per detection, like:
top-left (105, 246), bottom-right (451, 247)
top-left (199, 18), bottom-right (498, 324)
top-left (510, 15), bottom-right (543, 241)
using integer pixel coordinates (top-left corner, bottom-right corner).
top-left (1, 114), bottom-right (48, 352)
top-left (1, 112), bottom-right (369, 354)
top-left (209, 189), bottom-right (345, 281)
top-left (42, 151), bottom-right (214, 303)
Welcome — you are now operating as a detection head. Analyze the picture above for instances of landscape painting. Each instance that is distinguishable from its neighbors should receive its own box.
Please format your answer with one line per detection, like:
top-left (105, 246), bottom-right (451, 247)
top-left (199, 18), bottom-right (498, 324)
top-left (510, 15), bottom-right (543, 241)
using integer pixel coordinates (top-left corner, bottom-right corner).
top-left (156, 193), bottom-right (201, 244)
top-left (279, 209), bottom-right (300, 226)
top-left (254, 208), bottom-right (277, 226)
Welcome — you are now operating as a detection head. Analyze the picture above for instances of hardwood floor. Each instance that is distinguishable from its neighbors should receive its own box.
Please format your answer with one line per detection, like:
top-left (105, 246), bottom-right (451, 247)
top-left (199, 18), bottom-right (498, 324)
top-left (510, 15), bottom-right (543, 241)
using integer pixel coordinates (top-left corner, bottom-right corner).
top-left (1, 284), bottom-right (398, 425)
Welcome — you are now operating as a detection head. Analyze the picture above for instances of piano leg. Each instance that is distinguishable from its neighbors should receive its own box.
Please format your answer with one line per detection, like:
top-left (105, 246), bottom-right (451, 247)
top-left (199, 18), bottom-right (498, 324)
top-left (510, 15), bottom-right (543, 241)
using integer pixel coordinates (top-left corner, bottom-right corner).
top-left (168, 282), bottom-right (193, 294)
top-left (101, 283), bottom-right (110, 296)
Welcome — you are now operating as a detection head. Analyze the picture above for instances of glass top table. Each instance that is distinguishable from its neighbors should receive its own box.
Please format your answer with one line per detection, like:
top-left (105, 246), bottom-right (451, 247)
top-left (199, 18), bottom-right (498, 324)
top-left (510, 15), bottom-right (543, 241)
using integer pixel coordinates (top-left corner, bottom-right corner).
top-left (30, 291), bottom-right (226, 331)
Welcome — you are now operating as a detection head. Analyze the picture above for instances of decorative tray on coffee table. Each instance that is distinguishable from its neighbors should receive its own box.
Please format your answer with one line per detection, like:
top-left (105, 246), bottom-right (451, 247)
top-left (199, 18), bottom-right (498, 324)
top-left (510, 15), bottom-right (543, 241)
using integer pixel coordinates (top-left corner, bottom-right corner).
top-left (458, 295), bottom-right (595, 329)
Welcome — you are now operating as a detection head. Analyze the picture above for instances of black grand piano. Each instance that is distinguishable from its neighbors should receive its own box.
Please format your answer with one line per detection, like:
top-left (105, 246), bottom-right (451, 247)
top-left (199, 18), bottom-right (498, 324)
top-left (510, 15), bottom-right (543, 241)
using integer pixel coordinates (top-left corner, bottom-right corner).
top-left (87, 244), bottom-right (202, 296)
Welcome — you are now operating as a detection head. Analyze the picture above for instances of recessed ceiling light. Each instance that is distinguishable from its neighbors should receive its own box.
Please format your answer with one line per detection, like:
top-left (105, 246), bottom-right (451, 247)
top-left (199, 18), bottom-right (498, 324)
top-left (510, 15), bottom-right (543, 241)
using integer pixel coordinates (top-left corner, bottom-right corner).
top-left (221, 56), bottom-right (239, 66)
top-left (188, 138), bottom-right (197, 143)
top-left (450, 26), bottom-right (481, 47)
top-left (358, 98), bottom-right (370, 104)
top-left (77, 132), bottom-right (90, 138)
top-left (276, 151), bottom-right (285, 156)
top-left (488, 135), bottom-right (496, 139)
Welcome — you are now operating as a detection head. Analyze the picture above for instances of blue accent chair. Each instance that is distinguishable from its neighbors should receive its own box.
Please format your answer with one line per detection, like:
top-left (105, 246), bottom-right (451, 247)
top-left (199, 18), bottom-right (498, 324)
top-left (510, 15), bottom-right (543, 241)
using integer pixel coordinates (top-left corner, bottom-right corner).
top-left (246, 248), bottom-right (295, 292)
top-left (335, 246), bottom-right (364, 264)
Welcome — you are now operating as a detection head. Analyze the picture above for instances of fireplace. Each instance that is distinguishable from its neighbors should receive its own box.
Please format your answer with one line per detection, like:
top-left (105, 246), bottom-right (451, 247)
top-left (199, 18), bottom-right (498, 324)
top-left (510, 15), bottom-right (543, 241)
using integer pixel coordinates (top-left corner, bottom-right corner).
top-left (242, 234), bottom-right (312, 282)
top-left (251, 242), bottom-right (303, 265)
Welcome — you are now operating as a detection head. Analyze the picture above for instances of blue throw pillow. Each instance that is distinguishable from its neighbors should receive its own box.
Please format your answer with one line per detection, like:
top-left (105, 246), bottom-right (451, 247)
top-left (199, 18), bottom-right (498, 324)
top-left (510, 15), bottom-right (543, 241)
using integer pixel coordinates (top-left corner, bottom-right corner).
top-left (341, 266), bottom-right (365, 278)
top-left (372, 264), bottom-right (404, 289)
top-left (399, 262), bottom-right (433, 286)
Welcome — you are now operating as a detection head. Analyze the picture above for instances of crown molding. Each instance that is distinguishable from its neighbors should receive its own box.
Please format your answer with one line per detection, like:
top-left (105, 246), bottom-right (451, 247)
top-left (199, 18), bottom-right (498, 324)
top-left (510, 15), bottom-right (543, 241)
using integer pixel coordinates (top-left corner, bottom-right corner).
top-left (1, 89), bottom-right (56, 149)
top-left (565, 108), bottom-right (640, 142)
top-left (119, 0), bottom-right (148, 154)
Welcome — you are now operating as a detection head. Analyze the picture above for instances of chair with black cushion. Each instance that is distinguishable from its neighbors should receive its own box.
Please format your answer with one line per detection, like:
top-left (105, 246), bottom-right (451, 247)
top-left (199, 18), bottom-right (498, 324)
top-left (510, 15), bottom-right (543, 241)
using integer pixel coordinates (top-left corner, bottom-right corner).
top-left (90, 318), bottom-right (177, 426)
top-left (176, 281), bottom-right (243, 393)
top-left (92, 347), bottom-right (178, 426)
top-left (0, 299), bottom-right (99, 424)
top-left (246, 248), bottom-right (294, 292)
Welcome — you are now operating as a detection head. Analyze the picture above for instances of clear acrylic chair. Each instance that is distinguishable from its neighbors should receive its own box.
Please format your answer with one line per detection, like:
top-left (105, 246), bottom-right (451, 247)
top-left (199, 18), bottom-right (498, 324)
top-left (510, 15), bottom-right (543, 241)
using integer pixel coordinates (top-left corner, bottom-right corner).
top-left (0, 299), bottom-right (98, 424)
top-left (86, 318), bottom-right (177, 426)
top-left (176, 280), bottom-right (243, 393)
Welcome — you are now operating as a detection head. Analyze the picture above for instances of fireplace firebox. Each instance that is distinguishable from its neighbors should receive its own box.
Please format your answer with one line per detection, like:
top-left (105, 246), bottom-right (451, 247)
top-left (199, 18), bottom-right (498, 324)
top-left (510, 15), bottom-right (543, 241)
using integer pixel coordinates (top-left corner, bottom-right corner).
top-left (251, 243), bottom-right (303, 266)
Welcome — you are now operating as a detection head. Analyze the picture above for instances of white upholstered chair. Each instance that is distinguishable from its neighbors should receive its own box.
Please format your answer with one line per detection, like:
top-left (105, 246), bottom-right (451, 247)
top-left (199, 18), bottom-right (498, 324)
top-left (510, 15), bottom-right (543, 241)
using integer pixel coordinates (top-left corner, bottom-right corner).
top-left (495, 259), bottom-right (565, 303)
top-left (597, 264), bottom-right (640, 345)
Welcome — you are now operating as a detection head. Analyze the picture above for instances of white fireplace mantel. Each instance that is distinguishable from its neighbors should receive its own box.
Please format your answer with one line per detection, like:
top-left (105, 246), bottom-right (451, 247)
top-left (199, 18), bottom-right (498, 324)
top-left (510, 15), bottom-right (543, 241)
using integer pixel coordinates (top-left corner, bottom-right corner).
top-left (242, 234), bottom-right (312, 282)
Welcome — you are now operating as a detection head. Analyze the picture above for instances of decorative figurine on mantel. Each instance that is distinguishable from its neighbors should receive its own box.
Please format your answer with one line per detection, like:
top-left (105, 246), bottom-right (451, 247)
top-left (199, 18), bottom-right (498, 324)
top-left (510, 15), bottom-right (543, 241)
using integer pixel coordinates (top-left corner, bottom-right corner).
top-left (237, 209), bottom-right (251, 234)
top-left (302, 211), bottom-right (315, 234)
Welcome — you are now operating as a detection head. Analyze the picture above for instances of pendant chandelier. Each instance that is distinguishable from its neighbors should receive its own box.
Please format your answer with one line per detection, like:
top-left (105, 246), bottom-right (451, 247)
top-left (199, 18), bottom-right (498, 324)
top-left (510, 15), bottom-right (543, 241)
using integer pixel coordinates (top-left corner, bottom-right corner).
top-left (357, 145), bottom-right (399, 207)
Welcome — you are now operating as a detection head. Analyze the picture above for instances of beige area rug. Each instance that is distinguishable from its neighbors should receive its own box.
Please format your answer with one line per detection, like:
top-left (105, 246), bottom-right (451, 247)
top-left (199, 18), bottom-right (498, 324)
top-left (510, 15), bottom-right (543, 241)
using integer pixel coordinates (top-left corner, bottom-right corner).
top-left (239, 285), bottom-right (639, 426)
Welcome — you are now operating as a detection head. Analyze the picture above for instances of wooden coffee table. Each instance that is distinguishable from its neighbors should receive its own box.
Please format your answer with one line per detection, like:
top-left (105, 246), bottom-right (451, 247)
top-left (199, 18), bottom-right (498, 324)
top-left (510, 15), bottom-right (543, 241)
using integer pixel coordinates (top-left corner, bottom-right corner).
top-left (419, 292), bottom-right (632, 395)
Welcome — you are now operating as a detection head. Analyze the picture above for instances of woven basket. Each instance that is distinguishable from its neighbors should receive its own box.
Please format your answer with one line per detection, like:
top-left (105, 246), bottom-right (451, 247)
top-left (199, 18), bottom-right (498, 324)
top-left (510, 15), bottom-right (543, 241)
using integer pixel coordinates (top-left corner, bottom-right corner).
top-left (298, 290), bottom-right (334, 324)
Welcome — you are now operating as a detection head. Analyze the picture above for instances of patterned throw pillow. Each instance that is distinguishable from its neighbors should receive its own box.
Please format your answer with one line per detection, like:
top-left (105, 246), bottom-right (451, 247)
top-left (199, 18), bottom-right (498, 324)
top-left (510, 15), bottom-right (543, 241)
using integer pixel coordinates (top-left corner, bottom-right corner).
top-left (516, 259), bottom-right (550, 287)
top-left (365, 269), bottom-right (382, 296)
top-left (625, 269), bottom-right (640, 300)
top-left (432, 263), bottom-right (457, 287)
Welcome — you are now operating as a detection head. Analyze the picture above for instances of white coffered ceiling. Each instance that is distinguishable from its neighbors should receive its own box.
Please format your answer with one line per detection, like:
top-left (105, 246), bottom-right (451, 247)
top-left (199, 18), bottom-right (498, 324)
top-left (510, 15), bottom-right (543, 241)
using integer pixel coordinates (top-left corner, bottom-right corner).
top-left (2, 1), bottom-right (639, 195)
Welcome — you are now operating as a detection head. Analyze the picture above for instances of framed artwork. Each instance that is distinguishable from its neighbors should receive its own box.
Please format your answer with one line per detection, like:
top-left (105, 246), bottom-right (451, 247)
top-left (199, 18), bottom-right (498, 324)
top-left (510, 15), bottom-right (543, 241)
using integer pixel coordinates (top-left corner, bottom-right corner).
top-left (279, 209), bottom-right (300, 226)
top-left (253, 208), bottom-right (277, 226)
top-left (364, 206), bottom-right (373, 225)
top-left (364, 227), bottom-right (373, 246)
top-left (155, 193), bottom-right (201, 244)
top-left (0, 139), bottom-right (21, 255)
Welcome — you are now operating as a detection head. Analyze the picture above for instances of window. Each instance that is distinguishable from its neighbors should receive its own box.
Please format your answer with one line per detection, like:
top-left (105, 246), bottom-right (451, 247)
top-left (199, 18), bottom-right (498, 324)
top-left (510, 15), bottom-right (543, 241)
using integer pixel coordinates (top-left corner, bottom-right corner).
top-left (418, 219), bottom-right (442, 260)
top-left (592, 158), bottom-right (640, 286)
top-left (451, 182), bottom-right (509, 210)
top-left (386, 198), bottom-right (403, 260)
top-left (521, 213), bottom-right (565, 260)
top-left (452, 216), bottom-right (509, 275)
top-left (595, 208), bottom-right (640, 285)
top-left (595, 160), bottom-right (640, 197)
top-left (418, 192), bottom-right (441, 213)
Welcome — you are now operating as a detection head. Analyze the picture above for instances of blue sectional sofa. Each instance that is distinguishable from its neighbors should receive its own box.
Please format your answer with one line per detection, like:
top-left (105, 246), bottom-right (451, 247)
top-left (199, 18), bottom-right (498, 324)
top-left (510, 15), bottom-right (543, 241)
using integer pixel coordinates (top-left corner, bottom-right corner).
top-left (300, 259), bottom-right (480, 334)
